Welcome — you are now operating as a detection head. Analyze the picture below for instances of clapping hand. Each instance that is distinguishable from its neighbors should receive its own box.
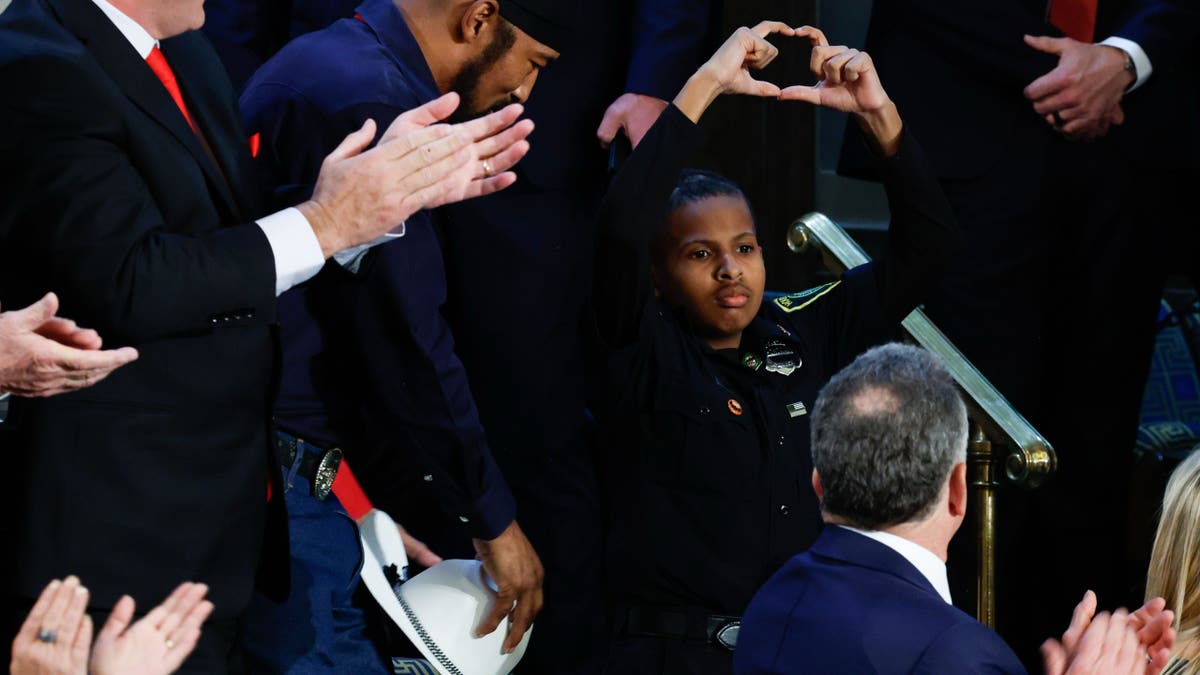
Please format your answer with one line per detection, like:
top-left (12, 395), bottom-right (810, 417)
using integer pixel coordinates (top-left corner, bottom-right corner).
top-left (89, 582), bottom-right (214, 675)
top-left (1042, 591), bottom-right (1175, 675)
top-left (0, 293), bottom-right (138, 398)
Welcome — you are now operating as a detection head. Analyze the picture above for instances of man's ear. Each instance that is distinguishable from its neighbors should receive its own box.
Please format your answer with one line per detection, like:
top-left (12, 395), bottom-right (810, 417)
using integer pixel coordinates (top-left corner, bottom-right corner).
top-left (948, 462), bottom-right (967, 518)
top-left (459, 0), bottom-right (500, 45)
top-left (811, 469), bottom-right (824, 502)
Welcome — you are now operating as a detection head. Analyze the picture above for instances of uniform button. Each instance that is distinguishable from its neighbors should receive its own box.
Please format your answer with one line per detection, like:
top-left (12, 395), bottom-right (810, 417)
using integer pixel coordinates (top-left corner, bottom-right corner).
top-left (423, 474), bottom-right (433, 482)
top-left (699, 406), bottom-right (710, 415)
top-left (779, 504), bottom-right (790, 516)
top-left (458, 515), bottom-right (470, 523)
top-left (210, 318), bottom-right (219, 325)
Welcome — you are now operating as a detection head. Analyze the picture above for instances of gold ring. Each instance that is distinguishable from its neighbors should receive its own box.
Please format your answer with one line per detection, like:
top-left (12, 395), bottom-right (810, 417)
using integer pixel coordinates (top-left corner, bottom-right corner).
top-left (481, 159), bottom-right (493, 177)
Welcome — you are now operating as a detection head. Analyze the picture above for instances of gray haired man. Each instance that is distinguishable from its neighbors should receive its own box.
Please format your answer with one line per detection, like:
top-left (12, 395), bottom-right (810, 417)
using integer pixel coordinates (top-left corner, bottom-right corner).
top-left (735, 343), bottom-right (1175, 675)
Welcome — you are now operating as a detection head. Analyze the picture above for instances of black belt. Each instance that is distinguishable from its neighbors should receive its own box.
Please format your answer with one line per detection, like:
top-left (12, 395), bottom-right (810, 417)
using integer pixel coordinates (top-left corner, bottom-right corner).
top-left (274, 431), bottom-right (342, 501)
top-left (621, 606), bottom-right (740, 651)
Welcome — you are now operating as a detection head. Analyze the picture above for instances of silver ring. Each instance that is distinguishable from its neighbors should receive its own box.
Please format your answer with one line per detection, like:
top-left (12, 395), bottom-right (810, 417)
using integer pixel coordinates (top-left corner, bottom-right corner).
top-left (36, 628), bottom-right (57, 644)
top-left (481, 159), bottom-right (493, 177)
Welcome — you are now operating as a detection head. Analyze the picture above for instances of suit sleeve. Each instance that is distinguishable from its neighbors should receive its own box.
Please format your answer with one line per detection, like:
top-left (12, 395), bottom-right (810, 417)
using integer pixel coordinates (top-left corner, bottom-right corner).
top-left (623, 0), bottom-right (713, 101)
top-left (1108, 0), bottom-right (1200, 68)
top-left (912, 620), bottom-right (1027, 675)
top-left (593, 104), bottom-right (703, 349)
top-left (0, 55), bottom-right (276, 344)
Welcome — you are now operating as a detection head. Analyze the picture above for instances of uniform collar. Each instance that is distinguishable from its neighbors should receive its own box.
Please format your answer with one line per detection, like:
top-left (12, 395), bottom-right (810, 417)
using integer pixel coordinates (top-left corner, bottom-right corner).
top-left (89, 0), bottom-right (156, 58)
top-left (355, 0), bottom-right (440, 104)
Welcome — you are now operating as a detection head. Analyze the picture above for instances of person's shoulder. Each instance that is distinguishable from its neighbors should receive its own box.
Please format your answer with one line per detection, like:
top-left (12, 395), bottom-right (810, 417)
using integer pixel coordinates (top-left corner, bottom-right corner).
top-left (764, 281), bottom-right (843, 317)
top-left (0, 6), bottom-right (109, 121)
top-left (0, 0), bottom-right (88, 73)
top-left (914, 616), bottom-right (1025, 674)
top-left (242, 19), bottom-right (410, 112)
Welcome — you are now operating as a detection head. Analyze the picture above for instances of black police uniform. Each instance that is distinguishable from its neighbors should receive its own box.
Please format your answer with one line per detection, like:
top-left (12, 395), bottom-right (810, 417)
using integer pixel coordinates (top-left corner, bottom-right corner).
top-left (593, 105), bottom-right (960, 674)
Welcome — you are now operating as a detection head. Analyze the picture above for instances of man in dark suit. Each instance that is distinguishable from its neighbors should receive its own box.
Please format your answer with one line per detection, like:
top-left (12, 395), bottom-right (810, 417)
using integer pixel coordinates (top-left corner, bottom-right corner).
top-left (0, 0), bottom-right (532, 669)
top-left (841, 0), bottom-right (1200, 663)
top-left (734, 343), bottom-right (1176, 675)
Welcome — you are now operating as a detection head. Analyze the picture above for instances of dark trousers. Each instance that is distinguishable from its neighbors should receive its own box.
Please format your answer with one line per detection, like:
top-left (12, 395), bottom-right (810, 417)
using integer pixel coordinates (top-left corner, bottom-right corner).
top-left (241, 438), bottom-right (390, 675)
top-left (603, 636), bottom-right (732, 675)
top-left (939, 134), bottom-right (1180, 667)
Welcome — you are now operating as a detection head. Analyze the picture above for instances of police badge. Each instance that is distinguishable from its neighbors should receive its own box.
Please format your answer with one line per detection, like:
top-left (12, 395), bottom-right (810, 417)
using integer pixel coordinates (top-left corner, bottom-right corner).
top-left (764, 340), bottom-right (801, 377)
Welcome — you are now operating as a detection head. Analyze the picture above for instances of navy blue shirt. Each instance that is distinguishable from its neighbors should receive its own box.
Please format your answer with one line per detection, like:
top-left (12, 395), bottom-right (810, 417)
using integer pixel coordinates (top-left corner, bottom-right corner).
top-left (240, 0), bottom-right (515, 540)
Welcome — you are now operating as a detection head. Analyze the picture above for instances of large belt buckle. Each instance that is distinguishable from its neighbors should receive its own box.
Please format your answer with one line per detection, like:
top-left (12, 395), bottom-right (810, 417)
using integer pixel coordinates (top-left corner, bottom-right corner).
top-left (311, 447), bottom-right (343, 501)
top-left (714, 620), bottom-right (740, 651)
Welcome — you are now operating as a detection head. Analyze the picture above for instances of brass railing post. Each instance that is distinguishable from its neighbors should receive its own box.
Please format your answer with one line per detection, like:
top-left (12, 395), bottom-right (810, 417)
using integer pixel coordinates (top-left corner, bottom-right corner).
top-left (787, 212), bottom-right (1056, 629)
top-left (969, 422), bottom-right (997, 629)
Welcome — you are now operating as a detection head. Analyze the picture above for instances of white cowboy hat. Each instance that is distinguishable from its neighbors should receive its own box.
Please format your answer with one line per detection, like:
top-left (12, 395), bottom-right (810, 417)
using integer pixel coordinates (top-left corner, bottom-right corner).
top-left (358, 510), bottom-right (532, 675)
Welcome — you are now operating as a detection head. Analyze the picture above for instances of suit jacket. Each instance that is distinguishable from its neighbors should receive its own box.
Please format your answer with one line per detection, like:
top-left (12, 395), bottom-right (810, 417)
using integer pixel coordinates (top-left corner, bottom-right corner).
top-left (842, 0), bottom-right (1200, 180)
top-left (0, 0), bottom-right (286, 615)
top-left (734, 527), bottom-right (1026, 675)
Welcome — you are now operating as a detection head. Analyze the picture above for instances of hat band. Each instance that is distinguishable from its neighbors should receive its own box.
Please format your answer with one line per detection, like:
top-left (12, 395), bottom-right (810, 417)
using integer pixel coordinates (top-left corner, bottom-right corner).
top-left (396, 586), bottom-right (466, 675)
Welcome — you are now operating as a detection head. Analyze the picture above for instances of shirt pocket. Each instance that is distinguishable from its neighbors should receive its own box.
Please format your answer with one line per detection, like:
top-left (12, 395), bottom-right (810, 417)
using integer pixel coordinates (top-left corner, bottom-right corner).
top-left (649, 380), bottom-right (758, 500)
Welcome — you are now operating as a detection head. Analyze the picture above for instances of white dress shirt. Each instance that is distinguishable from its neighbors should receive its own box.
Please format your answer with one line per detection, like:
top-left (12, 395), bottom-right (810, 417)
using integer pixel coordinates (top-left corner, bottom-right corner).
top-left (90, 0), bottom-right (403, 291)
top-left (839, 525), bottom-right (953, 604)
top-left (1099, 37), bottom-right (1152, 92)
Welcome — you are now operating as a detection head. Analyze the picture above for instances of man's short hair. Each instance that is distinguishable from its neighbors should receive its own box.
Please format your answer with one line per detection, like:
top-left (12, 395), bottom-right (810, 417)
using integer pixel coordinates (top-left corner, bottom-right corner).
top-left (811, 343), bottom-right (968, 530)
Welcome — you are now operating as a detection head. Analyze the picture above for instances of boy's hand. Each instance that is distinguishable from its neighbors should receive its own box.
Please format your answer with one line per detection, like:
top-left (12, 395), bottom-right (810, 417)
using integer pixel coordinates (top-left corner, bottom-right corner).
top-left (674, 21), bottom-right (796, 122)
top-left (780, 26), bottom-right (902, 156)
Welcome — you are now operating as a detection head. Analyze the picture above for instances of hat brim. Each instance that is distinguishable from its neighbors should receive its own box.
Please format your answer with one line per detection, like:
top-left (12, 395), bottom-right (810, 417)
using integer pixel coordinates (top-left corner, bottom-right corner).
top-left (358, 511), bottom-right (531, 675)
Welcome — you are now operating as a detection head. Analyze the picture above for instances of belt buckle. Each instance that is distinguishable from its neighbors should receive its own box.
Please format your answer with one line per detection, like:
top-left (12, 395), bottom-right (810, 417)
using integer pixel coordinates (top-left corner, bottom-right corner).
top-left (311, 447), bottom-right (342, 501)
top-left (714, 620), bottom-right (739, 651)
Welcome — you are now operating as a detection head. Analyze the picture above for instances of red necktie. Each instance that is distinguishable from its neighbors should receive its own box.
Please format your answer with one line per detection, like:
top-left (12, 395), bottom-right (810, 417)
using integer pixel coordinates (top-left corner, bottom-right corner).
top-left (1048, 0), bottom-right (1098, 42)
top-left (146, 46), bottom-right (197, 132)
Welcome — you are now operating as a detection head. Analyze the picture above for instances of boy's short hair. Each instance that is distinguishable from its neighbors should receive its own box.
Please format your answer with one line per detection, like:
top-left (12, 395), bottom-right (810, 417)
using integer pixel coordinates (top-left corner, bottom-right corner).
top-left (668, 169), bottom-right (748, 213)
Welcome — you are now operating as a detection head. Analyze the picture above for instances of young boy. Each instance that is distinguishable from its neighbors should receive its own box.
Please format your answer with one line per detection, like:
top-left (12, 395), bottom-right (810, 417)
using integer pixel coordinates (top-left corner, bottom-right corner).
top-left (593, 22), bottom-right (962, 674)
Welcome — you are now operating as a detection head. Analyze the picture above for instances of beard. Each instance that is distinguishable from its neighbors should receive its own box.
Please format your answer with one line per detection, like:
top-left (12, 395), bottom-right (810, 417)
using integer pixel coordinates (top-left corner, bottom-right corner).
top-left (447, 19), bottom-right (519, 123)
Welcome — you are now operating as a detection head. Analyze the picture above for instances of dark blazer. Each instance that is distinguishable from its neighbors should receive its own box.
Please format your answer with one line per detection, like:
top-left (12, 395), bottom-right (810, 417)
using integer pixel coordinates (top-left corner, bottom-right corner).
top-left (0, 0), bottom-right (286, 615)
top-left (842, 0), bottom-right (1200, 179)
top-left (734, 527), bottom-right (1026, 675)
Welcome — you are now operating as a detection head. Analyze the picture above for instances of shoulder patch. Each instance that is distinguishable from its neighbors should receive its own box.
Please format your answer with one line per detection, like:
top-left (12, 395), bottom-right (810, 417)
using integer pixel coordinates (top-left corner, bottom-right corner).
top-left (772, 281), bottom-right (841, 313)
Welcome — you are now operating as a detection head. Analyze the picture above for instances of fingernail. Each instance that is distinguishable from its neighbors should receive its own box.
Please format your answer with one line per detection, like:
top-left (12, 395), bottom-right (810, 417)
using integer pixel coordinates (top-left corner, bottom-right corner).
top-left (48, 580), bottom-right (61, 589)
top-left (64, 575), bottom-right (79, 585)
top-left (77, 586), bottom-right (88, 596)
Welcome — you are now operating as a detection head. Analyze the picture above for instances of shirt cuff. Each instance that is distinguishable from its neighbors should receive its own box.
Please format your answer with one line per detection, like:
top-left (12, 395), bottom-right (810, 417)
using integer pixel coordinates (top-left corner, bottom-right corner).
top-left (257, 207), bottom-right (327, 295)
top-left (1099, 36), bottom-right (1152, 91)
top-left (454, 474), bottom-right (517, 541)
top-left (331, 222), bottom-right (406, 273)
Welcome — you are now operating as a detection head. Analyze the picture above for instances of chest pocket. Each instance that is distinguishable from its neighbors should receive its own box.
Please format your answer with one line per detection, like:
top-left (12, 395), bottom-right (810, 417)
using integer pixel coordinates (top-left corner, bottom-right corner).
top-left (648, 380), bottom-right (759, 500)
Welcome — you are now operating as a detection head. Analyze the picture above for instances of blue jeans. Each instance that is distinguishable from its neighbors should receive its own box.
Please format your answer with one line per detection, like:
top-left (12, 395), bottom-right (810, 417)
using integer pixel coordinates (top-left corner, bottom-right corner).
top-left (241, 435), bottom-right (390, 674)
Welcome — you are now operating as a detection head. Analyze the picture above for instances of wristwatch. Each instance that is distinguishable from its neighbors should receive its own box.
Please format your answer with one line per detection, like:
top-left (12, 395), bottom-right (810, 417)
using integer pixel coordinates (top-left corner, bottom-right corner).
top-left (1120, 49), bottom-right (1137, 86)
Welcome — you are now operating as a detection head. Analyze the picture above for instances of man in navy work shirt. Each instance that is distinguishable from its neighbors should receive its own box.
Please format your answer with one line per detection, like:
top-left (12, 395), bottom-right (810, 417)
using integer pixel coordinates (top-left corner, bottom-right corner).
top-left (238, 0), bottom-right (569, 670)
